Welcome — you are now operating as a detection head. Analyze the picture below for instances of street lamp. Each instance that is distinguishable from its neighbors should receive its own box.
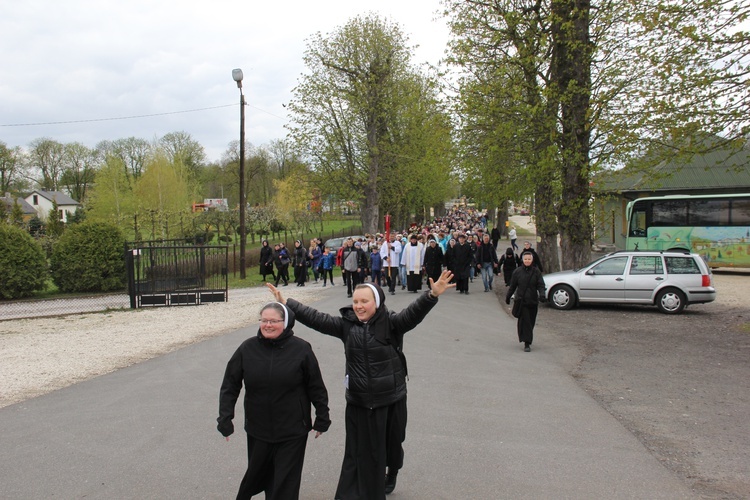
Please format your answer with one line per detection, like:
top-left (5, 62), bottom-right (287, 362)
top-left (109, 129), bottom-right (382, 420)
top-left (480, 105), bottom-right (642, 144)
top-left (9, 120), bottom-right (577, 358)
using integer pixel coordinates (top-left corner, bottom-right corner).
top-left (232, 68), bottom-right (247, 279)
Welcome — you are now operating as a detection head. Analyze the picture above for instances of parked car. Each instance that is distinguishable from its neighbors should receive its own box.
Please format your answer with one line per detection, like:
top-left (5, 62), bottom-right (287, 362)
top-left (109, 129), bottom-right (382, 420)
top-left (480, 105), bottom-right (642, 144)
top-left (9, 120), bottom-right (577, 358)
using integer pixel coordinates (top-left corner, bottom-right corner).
top-left (322, 235), bottom-right (366, 252)
top-left (544, 250), bottom-right (716, 314)
top-left (519, 208), bottom-right (530, 216)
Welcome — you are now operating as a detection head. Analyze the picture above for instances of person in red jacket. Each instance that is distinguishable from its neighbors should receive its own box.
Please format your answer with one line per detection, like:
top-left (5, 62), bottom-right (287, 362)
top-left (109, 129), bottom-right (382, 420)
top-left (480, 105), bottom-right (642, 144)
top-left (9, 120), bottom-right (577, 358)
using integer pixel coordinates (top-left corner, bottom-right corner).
top-left (217, 302), bottom-right (330, 500)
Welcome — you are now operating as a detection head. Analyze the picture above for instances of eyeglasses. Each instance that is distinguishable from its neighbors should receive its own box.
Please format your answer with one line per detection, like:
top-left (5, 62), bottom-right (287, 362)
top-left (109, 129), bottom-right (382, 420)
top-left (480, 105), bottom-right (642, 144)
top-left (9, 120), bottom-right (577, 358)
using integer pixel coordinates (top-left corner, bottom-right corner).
top-left (259, 319), bottom-right (284, 325)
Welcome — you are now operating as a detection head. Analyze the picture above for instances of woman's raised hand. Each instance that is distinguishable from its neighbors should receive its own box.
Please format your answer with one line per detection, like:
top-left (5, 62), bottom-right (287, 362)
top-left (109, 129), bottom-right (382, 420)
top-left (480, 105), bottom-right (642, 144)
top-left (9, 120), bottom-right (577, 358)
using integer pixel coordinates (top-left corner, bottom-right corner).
top-left (266, 283), bottom-right (286, 304)
top-left (428, 270), bottom-right (456, 297)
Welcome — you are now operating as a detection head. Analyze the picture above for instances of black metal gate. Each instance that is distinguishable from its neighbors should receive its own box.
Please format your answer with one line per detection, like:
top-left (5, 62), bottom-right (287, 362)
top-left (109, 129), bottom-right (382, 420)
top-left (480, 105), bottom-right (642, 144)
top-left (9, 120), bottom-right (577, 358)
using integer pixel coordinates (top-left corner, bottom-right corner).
top-left (125, 240), bottom-right (229, 309)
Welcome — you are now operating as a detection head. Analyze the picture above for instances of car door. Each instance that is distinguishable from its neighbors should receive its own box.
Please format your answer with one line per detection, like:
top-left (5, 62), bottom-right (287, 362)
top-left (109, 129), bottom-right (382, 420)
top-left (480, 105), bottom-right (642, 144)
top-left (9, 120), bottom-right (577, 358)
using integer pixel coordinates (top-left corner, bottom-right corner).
top-left (578, 256), bottom-right (629, 302)
top-left (624, 255), bottom-right (666, 302)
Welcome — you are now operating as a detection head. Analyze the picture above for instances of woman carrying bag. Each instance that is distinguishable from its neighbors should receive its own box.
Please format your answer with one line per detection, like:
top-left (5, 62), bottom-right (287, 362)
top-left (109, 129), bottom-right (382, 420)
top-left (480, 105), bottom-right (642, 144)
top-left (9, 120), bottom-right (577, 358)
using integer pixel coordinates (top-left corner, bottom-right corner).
top-left (505, 251), bottom-right (546, 352)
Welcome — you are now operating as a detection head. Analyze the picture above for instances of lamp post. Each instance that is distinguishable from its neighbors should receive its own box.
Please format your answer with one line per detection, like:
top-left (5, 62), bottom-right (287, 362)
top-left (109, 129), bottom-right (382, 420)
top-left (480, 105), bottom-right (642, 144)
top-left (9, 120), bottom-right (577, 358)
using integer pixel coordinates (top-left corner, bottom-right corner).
top-left (232, 68), bottom-right (247, 279)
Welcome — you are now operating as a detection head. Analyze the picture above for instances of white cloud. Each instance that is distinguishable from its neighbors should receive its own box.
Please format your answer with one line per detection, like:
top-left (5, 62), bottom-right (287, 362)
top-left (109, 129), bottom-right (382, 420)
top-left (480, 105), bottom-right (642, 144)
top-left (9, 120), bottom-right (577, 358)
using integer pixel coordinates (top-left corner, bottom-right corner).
top-left (0, 0), bottom-right (449, 162)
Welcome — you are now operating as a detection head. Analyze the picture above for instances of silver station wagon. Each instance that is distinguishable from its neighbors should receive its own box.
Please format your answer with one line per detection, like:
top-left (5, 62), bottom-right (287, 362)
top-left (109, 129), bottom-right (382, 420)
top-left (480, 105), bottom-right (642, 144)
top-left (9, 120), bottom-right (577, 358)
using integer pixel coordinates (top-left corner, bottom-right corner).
top-left (544, 251), bottom-right (716, 314)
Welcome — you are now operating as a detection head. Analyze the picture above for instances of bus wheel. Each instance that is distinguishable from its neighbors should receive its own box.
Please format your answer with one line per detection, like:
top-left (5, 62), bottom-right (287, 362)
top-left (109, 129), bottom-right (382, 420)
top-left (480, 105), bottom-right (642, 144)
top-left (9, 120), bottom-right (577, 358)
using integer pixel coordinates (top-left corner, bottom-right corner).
top-left (656, 288), bottom-right (686, 314)
top-left (549, 285), bottom-right (576, 310)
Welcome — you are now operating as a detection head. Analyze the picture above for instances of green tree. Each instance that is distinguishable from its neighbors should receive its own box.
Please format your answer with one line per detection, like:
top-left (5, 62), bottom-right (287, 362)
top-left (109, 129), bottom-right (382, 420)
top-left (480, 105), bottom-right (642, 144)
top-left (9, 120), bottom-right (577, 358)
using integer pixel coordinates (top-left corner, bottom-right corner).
top-left (98, 137), bottom-right (152, 183)
top-left (46, 199), bottom-right (65, 238)
top-left (0, 142), bottom-right (25, 194)
top-left (0, 224), bottom-right (48, 299)
top-left (159, 131), bottom-right (207, 180)
top-left (86, 154), bottom-right (137, 229)
top-left (444, 0), bottom-right (749, 270)
top-left (289, 14), bottom-right (454, 234)
top-left (27, 138), bottom-right (66, 191)
top-left (61, 142), bottom-right (99, 203)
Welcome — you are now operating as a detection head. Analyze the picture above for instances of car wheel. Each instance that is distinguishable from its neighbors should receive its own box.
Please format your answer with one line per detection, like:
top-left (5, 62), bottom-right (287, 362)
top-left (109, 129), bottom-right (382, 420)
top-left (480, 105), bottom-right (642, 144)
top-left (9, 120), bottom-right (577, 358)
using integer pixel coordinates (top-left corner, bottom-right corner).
top-left (656, 288), bottom-right (686, 314)
top-left (549, 285), bottom-right (576, 310)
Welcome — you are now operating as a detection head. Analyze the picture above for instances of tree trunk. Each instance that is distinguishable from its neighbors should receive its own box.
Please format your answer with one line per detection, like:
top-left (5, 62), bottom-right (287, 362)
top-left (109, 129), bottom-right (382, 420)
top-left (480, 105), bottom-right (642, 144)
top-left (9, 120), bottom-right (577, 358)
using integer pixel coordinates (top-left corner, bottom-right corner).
top-left (552, 0), bottom-right (593, 270)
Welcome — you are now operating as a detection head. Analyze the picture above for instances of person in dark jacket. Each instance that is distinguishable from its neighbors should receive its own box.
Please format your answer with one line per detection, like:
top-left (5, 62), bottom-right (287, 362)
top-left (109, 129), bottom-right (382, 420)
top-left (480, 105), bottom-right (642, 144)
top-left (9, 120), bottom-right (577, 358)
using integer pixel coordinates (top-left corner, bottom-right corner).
top-left (273, 243), bottom-right (290, 287)
top-left (490, 226), bottom-right (501, 250)
top-left (293, 240), bottom-right (308, 287)
top-left (498, 247), bottom-right (520, 286)
top-left (217, 302), bottom-right (330, 500)
top-left (267, 270), bottom-right (455, 500)
top-left (505, 251), bottom-right (546, 352)
top-left (475, 233), bottom-right (499, 292)
top-left (452, 233), bottom-right (475, 294)
top-left (259, 239), bottom-right (276, 282)
top-left (422, 238), bottom-right (444, 290)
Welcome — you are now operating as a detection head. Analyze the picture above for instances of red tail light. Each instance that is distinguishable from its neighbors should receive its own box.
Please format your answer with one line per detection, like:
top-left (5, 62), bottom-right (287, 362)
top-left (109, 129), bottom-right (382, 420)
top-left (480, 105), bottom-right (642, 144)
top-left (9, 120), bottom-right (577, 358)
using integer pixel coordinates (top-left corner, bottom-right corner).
top-left (701, 274), bottom-right (712, 287)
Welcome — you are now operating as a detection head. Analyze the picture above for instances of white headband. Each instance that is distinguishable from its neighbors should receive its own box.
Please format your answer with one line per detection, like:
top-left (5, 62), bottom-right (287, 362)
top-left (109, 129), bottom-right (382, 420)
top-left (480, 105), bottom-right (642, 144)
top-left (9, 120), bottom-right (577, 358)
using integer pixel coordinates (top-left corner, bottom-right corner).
top-left (263, 301), bottom-right (289, 329)
top-left (363, 283), bottom-right (381, 308)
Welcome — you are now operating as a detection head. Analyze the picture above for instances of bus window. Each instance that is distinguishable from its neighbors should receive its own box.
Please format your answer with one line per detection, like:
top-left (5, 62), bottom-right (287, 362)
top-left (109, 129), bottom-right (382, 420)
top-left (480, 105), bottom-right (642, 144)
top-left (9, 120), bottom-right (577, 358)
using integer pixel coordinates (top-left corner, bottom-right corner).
top-left (731, 199), bottom-right (750, 225)
top-left (689, 200), bottom-right (729, 225)
top-left (652, 200), bottom-right (687, 226)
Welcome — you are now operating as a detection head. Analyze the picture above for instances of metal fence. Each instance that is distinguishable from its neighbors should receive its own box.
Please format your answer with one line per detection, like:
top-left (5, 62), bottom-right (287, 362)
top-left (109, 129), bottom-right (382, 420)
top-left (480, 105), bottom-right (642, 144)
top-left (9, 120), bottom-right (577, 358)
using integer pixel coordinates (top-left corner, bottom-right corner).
top-left (0, 293), bottom-right (131, 321)
top-left (125, 240), bottom-right (228, 308)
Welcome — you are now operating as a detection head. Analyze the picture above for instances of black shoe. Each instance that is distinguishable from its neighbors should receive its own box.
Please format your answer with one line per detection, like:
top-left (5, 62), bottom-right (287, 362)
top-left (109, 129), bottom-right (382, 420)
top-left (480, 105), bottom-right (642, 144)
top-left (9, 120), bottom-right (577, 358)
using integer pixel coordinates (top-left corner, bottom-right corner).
top-left (385, 473), bottom-right (398, 494)
top-left (347, 293), bottom-right (352, 298)
top-left (390, 291), bottom-right (395, 295)
top-left (465, 291), bottom-right (470, 295)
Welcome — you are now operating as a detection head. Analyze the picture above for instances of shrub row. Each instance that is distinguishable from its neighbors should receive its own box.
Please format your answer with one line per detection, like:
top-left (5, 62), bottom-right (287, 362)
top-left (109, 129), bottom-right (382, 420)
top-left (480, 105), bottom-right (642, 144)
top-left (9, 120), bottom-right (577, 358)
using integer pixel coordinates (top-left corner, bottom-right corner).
top-left (0, 222), bottom-right (127, 299)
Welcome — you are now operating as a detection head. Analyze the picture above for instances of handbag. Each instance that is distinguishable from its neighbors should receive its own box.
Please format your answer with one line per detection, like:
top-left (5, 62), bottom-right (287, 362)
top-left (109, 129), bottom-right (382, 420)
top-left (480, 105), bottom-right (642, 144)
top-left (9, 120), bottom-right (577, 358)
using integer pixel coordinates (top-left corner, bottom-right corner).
top-left (511, 298), bottom-right (523, 318)
top-left (511, 280), bottom-right (528, 318)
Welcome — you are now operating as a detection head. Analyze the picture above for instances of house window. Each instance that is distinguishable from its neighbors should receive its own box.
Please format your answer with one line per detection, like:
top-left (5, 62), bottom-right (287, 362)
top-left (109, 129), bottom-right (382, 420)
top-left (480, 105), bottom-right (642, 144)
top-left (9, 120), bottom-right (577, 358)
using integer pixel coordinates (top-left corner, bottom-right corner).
top-left (33, 195), bottom-right (38, 205)
top-left (59, 209), bottom-right (64, 221)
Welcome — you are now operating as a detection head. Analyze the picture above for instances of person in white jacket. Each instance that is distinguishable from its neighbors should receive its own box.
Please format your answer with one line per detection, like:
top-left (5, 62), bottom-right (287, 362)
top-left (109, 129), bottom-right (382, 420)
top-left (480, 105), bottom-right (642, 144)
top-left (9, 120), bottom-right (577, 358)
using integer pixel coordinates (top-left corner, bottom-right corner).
top-left (401, 234), bottom-right (425, 293)
top-left (380, 233), bottom-right (402, 296)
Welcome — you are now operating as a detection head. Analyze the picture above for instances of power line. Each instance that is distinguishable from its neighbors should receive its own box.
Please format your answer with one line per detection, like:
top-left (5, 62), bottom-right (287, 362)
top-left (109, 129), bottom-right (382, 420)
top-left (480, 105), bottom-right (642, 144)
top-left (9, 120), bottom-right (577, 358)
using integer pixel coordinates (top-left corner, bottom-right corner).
top-left (0, 102), bottom-right (287, 128)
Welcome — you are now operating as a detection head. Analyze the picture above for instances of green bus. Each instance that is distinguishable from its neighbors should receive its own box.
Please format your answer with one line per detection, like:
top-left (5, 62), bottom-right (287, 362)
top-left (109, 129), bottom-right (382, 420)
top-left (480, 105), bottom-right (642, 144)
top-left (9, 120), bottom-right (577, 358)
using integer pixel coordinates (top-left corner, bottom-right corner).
top-left (626, 193), bottom-right (750, 268)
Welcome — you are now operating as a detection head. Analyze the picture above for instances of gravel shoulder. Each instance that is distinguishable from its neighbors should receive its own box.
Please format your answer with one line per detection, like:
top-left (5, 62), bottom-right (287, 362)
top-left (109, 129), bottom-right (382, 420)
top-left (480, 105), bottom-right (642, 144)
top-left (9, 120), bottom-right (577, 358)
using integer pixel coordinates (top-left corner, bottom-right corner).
top-left (0, 285), bottom-right (327, 408)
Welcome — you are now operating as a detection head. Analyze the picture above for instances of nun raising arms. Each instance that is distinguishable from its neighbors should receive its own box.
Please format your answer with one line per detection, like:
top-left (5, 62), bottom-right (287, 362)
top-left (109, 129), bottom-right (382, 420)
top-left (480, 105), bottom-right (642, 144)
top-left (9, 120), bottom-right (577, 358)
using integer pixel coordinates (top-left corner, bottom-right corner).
top-left (266, 269), bottom-right (455, 500)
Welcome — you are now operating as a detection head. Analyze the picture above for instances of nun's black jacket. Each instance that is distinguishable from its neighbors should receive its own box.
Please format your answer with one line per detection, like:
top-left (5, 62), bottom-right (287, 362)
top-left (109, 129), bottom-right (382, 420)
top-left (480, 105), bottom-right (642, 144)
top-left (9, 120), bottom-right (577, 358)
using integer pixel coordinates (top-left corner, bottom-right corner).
top-left (217, 308), bottom-right (330, 442)
top-left (286, 291), bottom-right (438, 410)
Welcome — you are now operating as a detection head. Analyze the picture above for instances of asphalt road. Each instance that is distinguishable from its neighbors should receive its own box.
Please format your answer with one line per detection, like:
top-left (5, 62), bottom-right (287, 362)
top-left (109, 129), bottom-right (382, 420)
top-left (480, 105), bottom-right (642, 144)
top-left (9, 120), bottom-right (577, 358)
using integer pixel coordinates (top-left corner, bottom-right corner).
top-left (0, 281), bottom-right (695, 499)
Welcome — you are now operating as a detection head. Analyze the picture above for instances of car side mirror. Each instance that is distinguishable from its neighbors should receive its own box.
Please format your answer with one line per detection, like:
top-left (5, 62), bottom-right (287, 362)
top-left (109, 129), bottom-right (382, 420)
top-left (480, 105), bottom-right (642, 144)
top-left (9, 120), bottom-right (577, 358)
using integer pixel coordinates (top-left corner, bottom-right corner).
top-left (586, 269), bottom-right (596, 276)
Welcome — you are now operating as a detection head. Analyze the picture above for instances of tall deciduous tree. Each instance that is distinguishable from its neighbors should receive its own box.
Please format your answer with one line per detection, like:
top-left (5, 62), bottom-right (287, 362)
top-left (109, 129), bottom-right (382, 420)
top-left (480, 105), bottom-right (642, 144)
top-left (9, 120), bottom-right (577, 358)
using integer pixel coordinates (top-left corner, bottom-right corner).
top-left (98, 137), bottom-right (152, 184)
top-left (288, 14), bottom-right (454, 233)
top-left (159, 131), bottom-right (207, 179)
top-left (61, 142), bottom-right (99, 203)
top-left (0, 141), bottom-right (25, 194)
top-left (445, 0), bottom-right (749, 270)
top-left (86, 154), bottom-right (136, 227)
top-left (27, 137), bottom-right (66, 191)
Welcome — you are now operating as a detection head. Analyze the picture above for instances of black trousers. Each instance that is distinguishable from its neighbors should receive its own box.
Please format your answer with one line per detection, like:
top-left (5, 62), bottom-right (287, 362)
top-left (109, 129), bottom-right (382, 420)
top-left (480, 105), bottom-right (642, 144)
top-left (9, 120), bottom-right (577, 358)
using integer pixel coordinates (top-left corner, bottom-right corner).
top-left (384, 267), bottom-right (398, 292)
top-left (294, 264), bottom-right (306, 285)
top-left (517, 303), bottom-right (538, 345)
top-left (275, 264), bottom-right (289, 285)
top-left (237, 434), bottom-right (308, 500)
top-left (335, 398), bottom-right (407, 500)
top-left (406, 271), bottom-right (422, 292)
